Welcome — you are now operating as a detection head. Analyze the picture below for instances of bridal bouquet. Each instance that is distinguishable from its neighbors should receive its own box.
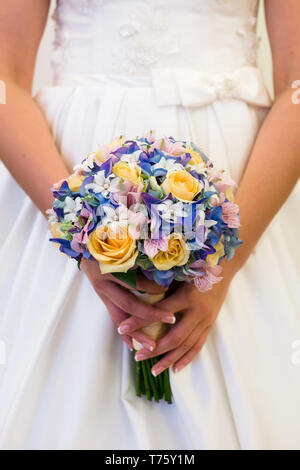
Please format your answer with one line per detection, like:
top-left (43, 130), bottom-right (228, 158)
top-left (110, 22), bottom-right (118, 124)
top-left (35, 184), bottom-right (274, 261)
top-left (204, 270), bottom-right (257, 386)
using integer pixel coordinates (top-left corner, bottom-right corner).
top-left (47, 131), bottom-right (242, 404)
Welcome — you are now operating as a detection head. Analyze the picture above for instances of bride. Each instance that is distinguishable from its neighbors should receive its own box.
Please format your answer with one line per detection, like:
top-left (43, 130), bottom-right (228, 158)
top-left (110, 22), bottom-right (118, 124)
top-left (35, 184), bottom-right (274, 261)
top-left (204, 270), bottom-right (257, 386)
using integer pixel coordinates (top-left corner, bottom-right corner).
top-left (0, 0), bottom-right (299, 450)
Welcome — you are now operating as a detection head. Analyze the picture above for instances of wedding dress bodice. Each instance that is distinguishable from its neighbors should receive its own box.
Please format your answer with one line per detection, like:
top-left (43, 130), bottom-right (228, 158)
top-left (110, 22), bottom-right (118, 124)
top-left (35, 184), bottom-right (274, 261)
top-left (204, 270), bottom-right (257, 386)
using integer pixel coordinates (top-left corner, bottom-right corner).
top-left (51, 0), bottom-right (271, 107)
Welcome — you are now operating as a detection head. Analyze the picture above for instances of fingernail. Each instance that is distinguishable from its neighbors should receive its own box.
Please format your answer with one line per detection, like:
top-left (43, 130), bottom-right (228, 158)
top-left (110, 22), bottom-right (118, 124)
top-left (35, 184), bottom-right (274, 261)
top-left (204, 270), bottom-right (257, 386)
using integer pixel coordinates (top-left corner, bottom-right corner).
top-left (152, 366), bottom-right (164, 377)
top-left (143, 343), bottom-right (154, 352)
top-left (118, 325), bottom-right (130, 335)
top-left (135, 353), bottom-right (147, 361)
top-left (162, 315), bottom-right (176, 324)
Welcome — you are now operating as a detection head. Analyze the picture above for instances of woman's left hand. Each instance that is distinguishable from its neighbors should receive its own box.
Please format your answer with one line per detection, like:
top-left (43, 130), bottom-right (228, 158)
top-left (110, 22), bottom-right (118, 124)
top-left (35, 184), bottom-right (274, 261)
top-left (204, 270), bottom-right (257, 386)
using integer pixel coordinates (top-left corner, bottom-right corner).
top-left (118, 278), bottom-right (232, 375)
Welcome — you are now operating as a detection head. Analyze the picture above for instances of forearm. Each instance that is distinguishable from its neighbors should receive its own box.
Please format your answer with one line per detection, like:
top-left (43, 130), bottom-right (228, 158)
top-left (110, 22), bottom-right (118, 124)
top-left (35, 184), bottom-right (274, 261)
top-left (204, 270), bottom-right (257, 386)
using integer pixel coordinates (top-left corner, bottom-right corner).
top-left (0, 77), bottom-right (71, 215)
top-left (223, 87), bottom-right (300, 280)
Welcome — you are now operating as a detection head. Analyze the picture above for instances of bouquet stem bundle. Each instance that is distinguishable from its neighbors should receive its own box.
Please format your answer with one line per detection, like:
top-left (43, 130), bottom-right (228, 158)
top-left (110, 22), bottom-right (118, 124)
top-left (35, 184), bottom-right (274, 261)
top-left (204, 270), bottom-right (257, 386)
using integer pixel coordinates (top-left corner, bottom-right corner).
top-left (132, 291), bottom-right (172, 404)
top-left (135, 355), bottom-right (172, 404)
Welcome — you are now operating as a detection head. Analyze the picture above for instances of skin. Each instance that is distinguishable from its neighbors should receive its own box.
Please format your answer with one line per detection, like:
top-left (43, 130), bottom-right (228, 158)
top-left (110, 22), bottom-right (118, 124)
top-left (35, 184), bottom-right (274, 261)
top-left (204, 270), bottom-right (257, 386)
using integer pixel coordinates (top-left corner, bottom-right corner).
top-left (1, 1), bottom-right (300, 376)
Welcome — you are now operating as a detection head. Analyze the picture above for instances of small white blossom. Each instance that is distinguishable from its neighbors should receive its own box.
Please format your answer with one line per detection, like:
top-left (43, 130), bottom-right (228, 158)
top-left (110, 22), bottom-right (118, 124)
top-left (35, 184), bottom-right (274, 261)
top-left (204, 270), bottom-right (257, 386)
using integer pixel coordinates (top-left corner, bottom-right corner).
top-left (187, 161), bottom-right (207, 175)
top-left (120, 150), bottom-right (142, 165)
top-left (153, 157), bottom-right (183, 172)
top-left (156, 200), bottom-right (188, 222)
top-left (73, 154), bottom-right (96, 173)
top-left (64, 196), bottom-right (82, 223)
top-left (85, 171), bottom-right (119, 198)
top-left (46, 208), bottom-right (58, 226)
top-left (195, 208), bottom-right (217, 229)
top-left (101, 205), bottom-right (129, 227)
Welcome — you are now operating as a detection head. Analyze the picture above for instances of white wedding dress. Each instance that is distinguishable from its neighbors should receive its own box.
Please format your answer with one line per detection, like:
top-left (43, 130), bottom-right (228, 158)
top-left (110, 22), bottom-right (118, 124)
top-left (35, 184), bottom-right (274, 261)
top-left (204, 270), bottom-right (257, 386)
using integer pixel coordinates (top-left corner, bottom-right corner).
top-left (0, 0), bottom-right (300, 450)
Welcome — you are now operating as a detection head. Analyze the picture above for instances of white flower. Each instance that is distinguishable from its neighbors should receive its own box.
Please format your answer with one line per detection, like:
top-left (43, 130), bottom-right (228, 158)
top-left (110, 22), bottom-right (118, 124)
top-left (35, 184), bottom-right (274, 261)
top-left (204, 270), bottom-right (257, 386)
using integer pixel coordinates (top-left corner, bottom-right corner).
top-left (84, 171), bottom-right (119, 198)
top-left (120, 150), bottom-right (142, 166)
top-left (156, 200), bottom-right (188, 222)
top-left (63, 196), bottom-right (82, 222)
top-left (46, 208), bottom-right (58, 226)
top-left (195, 208), bottom-right (217, 229)
top-left (186, 161), bottom-right (207, 175)
top-left (153, 157), bottom-right (183, 172)
top-left (73, 154), bottom-right (96, 173)
top-left (101, 204), bottom-right (129, 227)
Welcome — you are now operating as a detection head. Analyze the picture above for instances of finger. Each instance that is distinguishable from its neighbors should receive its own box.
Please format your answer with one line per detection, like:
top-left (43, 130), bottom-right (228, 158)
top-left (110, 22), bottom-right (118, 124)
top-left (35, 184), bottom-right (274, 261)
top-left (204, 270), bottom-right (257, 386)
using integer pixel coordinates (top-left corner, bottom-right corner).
top-left (135, 308), bottom-right (201, 361)
top-left (99, 281), bottom-right (175, 323)
top-left (173, 327), bottom-right (210, 373)
top-left (155, 284), bottom-right (193, 314)
top-left (100, 296), bottom-right (133, 351)
top-left (150, 324), bottom-right (204, 376)
top-left (102, 295), bottom-right (157, 352)
top-left (130, 330), bottom-right (156, 353)
top-left (118, 315), bottom-right (161, 336)
top-left (136, 274), bottom-right (168, 295)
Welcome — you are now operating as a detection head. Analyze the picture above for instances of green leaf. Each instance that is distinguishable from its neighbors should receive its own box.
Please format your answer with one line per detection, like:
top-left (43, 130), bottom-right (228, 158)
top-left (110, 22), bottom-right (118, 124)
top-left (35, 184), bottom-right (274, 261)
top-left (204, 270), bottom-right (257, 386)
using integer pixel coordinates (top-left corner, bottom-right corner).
top-left (112, 270), bottom-right (137, 289)
top-left (136, 255), bottom-right (153, 270)
top-left (60, 221), bottom-right (74, 232)
top-left (63, 232), bottom-right (73, 242)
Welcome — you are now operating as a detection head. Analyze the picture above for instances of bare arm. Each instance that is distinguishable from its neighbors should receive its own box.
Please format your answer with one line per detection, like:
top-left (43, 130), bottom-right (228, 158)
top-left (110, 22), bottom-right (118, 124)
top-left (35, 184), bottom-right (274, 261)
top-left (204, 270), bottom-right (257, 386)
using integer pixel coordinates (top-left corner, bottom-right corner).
top-left (222, 0), bottom-right (300, 279)
top-left (0, 0), bottom-right (70, 215)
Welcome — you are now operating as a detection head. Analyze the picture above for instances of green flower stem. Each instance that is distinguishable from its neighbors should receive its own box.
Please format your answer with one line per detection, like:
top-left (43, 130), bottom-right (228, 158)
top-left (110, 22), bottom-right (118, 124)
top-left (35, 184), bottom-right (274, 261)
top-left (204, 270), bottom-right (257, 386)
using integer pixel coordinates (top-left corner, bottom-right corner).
top-left (141, 360), bottom-right (152, 401)
top-left (140, 371), bottom-right (145, 395)
top-left (136, 361), bottom-right (141, 397)
top-left (151, 357), bottom-right (162, 398)
top-left (158, 371), bottom-right (164, 399)
top-left (145, 359), bottom-right (159, 402)
top-left (163, 369), bottom-right (172, 404)
top-left (134, 352), bottom-right (172, 403)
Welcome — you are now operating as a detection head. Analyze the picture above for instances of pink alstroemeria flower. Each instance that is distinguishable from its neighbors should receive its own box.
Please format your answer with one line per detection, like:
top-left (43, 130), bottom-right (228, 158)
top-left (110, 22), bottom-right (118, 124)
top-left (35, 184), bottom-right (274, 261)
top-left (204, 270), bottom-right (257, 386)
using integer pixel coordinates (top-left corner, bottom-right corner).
top-left (189, 259), bottom-right (223, 293)
top-left (144, 237), bottom-right (169, 258)
top-left (112, 180), bottom-right (144, 206)
top-left (222, 202), bottom-right (240, 228)
top-left (71, 207), bottom-right (93, 253)
top-left (141, 130), bottom-right (156, 143)
top-left (213, 174), bottom-right (237, 193)
top-left (127, 211), bottom-right (147, 239)
top-left (163, 139), bottom-right (186, 156)
top-left (149, 137), bottom-right (185, 156)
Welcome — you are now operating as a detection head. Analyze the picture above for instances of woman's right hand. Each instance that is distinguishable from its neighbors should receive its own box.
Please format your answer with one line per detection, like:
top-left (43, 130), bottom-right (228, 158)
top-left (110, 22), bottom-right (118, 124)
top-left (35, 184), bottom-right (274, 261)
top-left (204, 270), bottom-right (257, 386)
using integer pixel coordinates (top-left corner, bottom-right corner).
top-left (80, 258), bottom-right (175, 352)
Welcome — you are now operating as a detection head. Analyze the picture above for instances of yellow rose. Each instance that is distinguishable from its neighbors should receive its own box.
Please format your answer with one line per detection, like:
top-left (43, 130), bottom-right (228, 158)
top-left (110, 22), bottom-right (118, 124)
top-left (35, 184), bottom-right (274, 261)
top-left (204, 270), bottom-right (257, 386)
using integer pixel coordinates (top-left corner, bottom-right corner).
top-left (206, 236), bottom-right (225, 267)
top-left (113, 161), bottom-right (141, 185)
top-left (50, 222), bottom-right (62, 239)
top-left (87, 224), bottom-right (138, 274)
top-left (225, 188), bottom-right (235, 202)
top-left (67, 175), bottom-right (85, 192)
top-left (162, 170), bottom-right (202, 202)
top-left (186, 146), bottom-right (204, 166)
top-left (151, 234), bottom-right (190, 271)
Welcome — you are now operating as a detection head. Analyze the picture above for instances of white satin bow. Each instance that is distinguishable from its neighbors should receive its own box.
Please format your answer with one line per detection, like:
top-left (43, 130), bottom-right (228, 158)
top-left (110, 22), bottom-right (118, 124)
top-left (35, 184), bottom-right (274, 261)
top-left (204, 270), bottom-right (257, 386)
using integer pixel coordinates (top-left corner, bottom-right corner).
top-left (151, 66), bottom-right (272, 108)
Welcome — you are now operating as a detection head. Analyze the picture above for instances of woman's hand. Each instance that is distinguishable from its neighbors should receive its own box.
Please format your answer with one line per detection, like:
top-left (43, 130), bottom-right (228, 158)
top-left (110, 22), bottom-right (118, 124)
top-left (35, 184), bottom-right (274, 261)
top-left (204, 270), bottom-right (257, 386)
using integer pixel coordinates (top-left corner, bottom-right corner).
top-left (80, 258), bottom-right (174, 352)
top-left (118, 278), bottom-right (231, 375)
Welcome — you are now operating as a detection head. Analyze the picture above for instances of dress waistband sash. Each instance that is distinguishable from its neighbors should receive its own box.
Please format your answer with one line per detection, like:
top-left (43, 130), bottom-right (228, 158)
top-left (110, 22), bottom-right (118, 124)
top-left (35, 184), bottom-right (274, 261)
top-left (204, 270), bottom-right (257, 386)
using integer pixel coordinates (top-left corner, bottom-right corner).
top-left (54, 66), bottom-right (272, 108)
